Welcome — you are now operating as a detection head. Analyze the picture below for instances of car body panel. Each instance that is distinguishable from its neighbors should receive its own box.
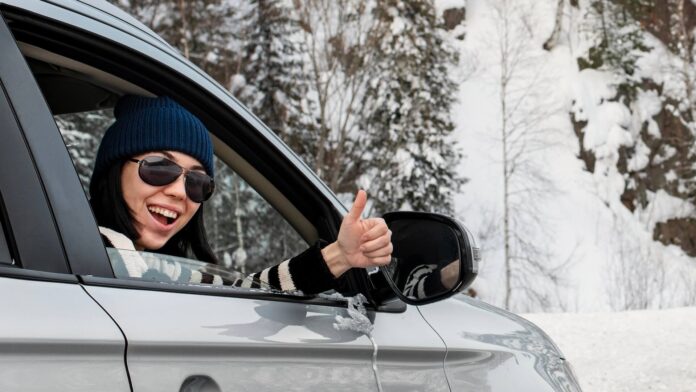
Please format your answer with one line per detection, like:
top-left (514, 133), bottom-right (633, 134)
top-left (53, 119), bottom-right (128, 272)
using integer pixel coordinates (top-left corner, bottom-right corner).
top-left (83, 285), bottom-right (379, 391)
top-left (0, 277), bottom-right (129, 391)
top-left (371, 305), bottom-right (450, 392)
top-left (419, 295), bottom-right (581, 391)
top-left (0, 12), bottom-right (72, 274)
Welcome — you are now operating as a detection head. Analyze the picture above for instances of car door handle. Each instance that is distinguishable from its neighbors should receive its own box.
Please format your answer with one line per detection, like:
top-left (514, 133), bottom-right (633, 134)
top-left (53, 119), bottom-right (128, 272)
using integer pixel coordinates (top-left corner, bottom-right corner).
top-left (180, 375), bottom-right (221, 392)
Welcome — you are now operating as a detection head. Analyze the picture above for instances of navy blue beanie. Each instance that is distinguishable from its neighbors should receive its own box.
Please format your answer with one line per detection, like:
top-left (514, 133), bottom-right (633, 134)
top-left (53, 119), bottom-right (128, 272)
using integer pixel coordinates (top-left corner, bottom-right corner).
top-left (92, 95), bottom-right (214, 183)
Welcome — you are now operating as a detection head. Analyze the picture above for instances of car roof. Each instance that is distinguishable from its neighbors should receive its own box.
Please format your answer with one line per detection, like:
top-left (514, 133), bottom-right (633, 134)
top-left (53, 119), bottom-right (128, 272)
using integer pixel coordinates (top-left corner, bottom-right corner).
top-left (68, 0), bottom-right (158, 32)
top-left (2, 0), bottom-right (180, 57)
top-left (59, 0), bottom-right (174, 50)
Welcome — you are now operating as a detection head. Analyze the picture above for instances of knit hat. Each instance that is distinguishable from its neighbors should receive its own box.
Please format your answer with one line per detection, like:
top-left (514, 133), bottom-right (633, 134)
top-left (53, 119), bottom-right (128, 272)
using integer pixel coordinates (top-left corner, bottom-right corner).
top-left (92, 95), bottom-right (214, 183)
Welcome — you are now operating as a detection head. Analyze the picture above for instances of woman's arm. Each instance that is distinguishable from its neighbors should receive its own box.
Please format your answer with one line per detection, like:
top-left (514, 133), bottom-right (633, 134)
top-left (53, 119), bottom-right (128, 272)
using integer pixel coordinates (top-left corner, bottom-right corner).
top-left (237, 190), bottom-right (393, 294)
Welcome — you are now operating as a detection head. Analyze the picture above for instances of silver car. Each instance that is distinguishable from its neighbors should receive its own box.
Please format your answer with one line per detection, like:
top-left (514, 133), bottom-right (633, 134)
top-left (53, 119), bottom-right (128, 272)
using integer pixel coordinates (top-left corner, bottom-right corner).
top-left (0, 0), bottom-right (580, 390)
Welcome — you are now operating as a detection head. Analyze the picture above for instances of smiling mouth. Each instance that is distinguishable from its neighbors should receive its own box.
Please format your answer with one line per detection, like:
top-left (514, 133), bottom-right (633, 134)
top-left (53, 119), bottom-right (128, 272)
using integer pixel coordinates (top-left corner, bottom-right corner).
top-left (148, 206), bottom-right (179, 226)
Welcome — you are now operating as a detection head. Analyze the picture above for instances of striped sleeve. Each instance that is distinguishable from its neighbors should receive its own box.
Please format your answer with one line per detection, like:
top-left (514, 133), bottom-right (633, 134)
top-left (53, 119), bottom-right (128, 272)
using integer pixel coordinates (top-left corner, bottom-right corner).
top-left (230, 241), bottom-right (337, 294)
top-left (275, 241), bottom-right (337, 294)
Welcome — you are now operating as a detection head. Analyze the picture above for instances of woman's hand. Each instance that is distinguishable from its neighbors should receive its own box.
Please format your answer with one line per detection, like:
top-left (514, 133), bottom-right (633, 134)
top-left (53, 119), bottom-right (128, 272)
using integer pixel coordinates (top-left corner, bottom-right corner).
top-left (321, 190), bottom-right (393, 278)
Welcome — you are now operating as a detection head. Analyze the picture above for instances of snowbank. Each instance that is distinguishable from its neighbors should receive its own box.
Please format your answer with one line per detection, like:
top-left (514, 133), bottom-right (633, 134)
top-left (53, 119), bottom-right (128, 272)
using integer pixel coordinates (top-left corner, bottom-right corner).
top-left (524, 307), bottom-right (696, 392)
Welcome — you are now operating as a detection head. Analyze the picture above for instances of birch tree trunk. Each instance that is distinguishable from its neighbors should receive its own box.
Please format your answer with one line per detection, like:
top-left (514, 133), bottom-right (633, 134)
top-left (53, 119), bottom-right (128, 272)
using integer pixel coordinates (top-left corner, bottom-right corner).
top-left (543, 0), bottom-right (564, 50)
top-left (176, 0), bottom-right (190, 59)
top-left (492, 0), bottom-right (569, 311)
top-left (498, 0), bottom-right (512, 310)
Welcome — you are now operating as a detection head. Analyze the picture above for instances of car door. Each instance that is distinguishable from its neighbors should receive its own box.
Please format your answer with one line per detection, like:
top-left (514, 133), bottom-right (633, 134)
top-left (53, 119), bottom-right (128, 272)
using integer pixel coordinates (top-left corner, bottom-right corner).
top-left (0, 12), bottom-right (129, 392)
top-left (370, 302), bottom-right (451, 392)
top-left (1, 3), bottom-right (380, 391)
top-left (84, 284), bottom-right (380, 392)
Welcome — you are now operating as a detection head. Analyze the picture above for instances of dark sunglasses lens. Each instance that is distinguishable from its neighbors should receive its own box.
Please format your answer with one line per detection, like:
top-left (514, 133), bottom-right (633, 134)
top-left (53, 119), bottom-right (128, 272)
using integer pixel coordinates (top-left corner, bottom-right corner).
top-left (185, 172), bottom-right (215, 202)
top-left (139, 157), bottom-right (182, 186)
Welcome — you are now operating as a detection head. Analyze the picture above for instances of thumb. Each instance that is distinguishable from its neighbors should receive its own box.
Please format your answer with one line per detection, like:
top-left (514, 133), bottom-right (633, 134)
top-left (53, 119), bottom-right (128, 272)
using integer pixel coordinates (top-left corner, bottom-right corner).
top-left (346, 189), bottom-right (367, 222)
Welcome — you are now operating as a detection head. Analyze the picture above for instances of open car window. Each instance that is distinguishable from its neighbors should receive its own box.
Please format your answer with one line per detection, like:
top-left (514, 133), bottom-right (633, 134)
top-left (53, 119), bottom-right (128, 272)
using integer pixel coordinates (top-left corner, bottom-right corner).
top-left (55, 106), bottom-right (309, 289)
top-left (21, 45), bottom-right (311, 292)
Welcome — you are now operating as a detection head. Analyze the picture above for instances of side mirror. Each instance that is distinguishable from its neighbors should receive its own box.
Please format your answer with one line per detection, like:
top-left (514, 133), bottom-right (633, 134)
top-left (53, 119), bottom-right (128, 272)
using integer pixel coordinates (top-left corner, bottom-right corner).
top-left (381, 211), bottom-right (480, 305)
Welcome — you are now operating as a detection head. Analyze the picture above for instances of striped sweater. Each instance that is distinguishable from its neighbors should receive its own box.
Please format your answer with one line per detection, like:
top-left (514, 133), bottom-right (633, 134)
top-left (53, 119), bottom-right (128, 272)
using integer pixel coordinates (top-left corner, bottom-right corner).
top-left (99, 227), bottom-right (337, 294)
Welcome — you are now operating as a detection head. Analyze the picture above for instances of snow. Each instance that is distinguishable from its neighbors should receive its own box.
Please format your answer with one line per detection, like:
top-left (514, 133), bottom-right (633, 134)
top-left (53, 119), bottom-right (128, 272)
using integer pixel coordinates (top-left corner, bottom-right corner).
top-left (524, 307), bottom-right (696, 392)
top-left (435, 0), bottom-right (466, 14)
top-left (390, 17), bottom-right (405, 35)
top-left (633, 89), bottom-right (662, 137)
top-left (333, 293), bottom-right (374, 335)
top-left (637, 190), bottom-right (695, 229)
top-left (228, 73), bottom-right (246, 92)
top-left (328, 293), bottom-right (383, 392)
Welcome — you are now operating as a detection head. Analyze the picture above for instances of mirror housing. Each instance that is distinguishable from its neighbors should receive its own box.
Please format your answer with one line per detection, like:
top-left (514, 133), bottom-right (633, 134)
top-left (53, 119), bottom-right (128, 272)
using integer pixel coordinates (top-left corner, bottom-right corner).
top-left (380, 211), bottom-right (479, 305)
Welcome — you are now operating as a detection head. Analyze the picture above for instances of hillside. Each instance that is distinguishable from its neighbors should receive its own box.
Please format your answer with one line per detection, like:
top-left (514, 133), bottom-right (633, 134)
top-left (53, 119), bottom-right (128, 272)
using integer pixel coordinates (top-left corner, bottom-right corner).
top-left (442, 0), bottom-right (696, 312)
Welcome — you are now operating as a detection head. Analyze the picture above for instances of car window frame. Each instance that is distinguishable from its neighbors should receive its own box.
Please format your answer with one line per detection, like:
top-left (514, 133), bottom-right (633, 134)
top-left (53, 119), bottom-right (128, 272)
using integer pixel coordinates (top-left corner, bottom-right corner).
top-left (0, 14), bottom-right (80, 282)
top-left (0, 199), bottom-right (10, 265)
top-left (1, 5), bottom-right (390, 308)
top-left (0, 10), bottom-right (113, 278)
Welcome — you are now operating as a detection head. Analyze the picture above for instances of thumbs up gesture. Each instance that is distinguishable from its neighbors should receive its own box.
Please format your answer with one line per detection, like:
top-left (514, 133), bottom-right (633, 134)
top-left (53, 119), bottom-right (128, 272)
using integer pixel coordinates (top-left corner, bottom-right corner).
top-left (321, 190), bottom-right (393, 278)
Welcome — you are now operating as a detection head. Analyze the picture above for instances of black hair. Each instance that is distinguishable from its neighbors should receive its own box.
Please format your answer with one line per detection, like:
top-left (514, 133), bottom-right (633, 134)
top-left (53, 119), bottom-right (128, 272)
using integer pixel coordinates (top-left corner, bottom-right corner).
top-left (89, 161), bottom-right (219, 264)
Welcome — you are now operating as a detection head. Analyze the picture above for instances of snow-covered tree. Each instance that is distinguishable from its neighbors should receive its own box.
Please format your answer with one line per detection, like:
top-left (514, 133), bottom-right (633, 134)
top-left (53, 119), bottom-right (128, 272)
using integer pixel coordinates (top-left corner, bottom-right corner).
top-left (55, 111), bottom-right (112, 194)
top-left (361, 0), bottom-right (464, 214)
top-left (294, 0), bottom-right (384, 193)
top-left (204, 159), bottom-right (307, 273)
top-left (110, 0), bottom-right (241, 82)
top-left (232, 0), bottom-right (317, 165)
top-left (578, 0), bottom-right (650, 100)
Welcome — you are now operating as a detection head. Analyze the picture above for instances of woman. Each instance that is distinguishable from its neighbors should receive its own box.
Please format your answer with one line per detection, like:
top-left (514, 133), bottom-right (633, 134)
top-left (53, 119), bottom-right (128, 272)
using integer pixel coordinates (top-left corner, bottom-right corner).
top-left (89, 95), bottom-right (392, 294)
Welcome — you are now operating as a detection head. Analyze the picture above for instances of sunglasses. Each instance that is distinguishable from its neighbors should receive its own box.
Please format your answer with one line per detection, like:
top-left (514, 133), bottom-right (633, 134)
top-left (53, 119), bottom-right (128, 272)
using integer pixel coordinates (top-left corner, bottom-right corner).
top-left (128, 156), bottom-right (215, 203)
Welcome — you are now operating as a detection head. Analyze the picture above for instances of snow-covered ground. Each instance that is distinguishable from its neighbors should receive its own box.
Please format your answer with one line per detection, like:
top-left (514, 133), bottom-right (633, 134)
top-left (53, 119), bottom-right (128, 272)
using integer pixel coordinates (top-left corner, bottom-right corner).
top-left (524, 307), bottom-right (696, 392)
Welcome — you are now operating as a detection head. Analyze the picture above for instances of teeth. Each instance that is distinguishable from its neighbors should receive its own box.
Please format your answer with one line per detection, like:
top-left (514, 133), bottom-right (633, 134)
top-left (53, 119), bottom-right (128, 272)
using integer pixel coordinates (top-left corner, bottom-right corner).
top-left (148, 206), bottom-right (178, 220)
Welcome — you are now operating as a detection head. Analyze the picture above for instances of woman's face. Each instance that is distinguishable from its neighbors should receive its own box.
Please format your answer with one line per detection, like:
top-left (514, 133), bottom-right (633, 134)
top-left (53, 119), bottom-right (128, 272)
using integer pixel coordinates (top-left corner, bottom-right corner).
top-left (121, 150), bottom-right (204, 250)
